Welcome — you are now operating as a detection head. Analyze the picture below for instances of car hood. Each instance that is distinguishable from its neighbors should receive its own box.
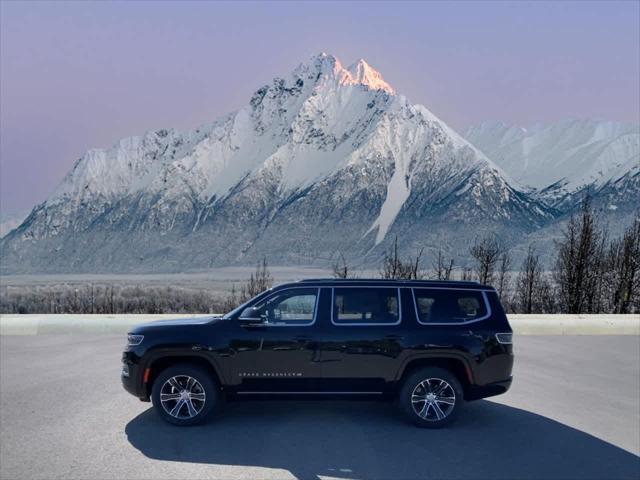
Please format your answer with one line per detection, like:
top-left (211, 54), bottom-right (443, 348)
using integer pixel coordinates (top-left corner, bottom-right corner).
top-left (130, 316), bottom-right (222, 333)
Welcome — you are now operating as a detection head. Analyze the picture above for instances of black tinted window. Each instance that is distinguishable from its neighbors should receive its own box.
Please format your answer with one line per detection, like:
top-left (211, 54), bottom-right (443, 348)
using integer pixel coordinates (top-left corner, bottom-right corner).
top-left (333, 288), bottom-right (400, 324)
top-left (413, 289), bottom-right (487, 323)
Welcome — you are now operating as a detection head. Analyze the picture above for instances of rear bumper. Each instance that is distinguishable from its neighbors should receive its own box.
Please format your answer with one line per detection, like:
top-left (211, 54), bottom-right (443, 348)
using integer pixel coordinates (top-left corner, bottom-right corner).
top-left (465, 377), bottom-right (512, 401)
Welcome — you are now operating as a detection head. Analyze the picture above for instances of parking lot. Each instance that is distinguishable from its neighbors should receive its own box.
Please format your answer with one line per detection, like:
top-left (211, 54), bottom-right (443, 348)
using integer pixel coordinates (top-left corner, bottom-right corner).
top-left (1, 335), bottom-right (639, 479)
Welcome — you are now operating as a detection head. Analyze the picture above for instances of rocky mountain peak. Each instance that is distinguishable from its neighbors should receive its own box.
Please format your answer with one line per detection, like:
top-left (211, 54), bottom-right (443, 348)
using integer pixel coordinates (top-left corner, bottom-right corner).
top-left (346, 58), bottom-right (395, 94)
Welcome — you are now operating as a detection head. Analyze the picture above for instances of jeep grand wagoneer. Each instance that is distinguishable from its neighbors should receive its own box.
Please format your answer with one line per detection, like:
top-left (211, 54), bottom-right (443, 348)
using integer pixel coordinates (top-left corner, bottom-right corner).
top-left (122, 279), bottom-right (513, 428)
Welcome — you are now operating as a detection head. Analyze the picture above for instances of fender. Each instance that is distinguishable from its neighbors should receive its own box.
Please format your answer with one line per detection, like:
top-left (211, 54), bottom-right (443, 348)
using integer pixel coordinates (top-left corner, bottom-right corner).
top-left (141, 345), bottom-right (227, 385)
top-left (394, 352), bottom-right (476, 384)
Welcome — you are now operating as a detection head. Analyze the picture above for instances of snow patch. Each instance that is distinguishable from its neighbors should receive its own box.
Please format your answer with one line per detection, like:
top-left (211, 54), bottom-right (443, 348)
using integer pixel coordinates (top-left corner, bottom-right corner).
top-left (367, 160), bottom-right (411, 244)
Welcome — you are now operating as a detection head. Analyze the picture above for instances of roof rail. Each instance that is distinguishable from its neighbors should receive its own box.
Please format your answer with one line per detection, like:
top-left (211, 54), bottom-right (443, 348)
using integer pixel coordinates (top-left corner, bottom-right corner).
top-left (298, 278), bottom-right (480, 285)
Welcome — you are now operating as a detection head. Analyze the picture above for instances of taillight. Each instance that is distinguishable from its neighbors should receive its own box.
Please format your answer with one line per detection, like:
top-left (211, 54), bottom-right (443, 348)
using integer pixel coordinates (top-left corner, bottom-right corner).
top-left (495, 333), bottom-right (513, 344)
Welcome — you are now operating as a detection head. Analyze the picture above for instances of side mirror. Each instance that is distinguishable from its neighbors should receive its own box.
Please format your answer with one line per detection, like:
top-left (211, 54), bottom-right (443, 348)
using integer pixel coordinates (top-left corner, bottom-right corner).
top-left (239, 307), bottom-right (266, 325)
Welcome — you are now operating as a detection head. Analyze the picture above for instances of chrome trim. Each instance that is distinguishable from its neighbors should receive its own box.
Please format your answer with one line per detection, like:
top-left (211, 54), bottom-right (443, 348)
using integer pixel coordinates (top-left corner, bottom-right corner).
top-left (299, 279), bottom-right (488, 288)
top-left (236, 391), bottom-right (384, 395)
top-left (239, 287), bottom-right (320, 327)
top-left (330, 286), bottom-right (402, 326)
top-left (409, 286), bottom-right (495, 292)
top-left (411, 288), bottom-right (492, 326)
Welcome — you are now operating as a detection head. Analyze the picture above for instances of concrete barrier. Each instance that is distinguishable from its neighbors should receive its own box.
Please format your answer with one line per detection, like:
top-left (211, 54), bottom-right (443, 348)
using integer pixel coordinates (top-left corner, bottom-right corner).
top-left (0, 314), bottom-right (215, 335)
top-left (0, 313), bottom-right (638, 335)
top-left (507, 314), bottom-right (639, 335)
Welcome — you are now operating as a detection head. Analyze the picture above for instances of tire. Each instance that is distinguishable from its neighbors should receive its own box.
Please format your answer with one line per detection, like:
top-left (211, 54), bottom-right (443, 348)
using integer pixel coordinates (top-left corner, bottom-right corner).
top-left (151, 363), bottom-right (218, 426)
top-left (399, 367), bottom-right (463, 428)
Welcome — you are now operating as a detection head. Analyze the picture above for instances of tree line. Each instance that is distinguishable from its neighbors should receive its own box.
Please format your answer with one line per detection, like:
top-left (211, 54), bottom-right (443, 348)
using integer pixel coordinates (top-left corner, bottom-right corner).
top-left (0, 258), bottom-right (276, 315)
top-left (0, 284), bottom-right (228, 315)
top-left (333, 198), bottom-right (639, 314)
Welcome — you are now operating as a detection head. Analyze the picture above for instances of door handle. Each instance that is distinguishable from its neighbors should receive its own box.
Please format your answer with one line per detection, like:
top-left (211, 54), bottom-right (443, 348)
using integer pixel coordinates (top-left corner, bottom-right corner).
top-left (294, 336), bottom-right (312, 342)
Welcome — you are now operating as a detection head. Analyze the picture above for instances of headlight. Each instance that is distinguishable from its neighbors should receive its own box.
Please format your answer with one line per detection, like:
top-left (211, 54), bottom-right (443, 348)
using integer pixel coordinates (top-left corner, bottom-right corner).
top-left (127, 334), bottom-right (144, 346)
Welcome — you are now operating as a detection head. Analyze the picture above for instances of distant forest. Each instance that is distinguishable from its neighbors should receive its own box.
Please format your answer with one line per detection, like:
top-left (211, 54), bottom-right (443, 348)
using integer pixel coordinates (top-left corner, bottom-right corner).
top-left (1, 199), bottom-right (638, 315)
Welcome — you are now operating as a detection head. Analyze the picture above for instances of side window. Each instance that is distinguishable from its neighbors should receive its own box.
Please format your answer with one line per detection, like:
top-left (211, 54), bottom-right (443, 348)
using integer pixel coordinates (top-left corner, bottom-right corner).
top-left (253, 288), bottom-right (318, 326)
top-left (333, 288), bottom-right (400, 325)
top-left (413, 289), bottom-right (488, 324)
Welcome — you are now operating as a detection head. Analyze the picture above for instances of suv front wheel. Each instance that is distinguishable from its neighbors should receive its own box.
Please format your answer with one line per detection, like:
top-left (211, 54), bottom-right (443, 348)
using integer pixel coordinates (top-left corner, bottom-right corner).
top-left (399, 367), bottom-right (463, 428)
top-left (151, 364), bottom-right (218, 426)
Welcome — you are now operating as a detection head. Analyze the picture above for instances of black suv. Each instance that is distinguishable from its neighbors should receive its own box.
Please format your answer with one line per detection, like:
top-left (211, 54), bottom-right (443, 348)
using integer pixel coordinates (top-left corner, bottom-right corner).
top-left (122, 279), bottom-right (513, 428)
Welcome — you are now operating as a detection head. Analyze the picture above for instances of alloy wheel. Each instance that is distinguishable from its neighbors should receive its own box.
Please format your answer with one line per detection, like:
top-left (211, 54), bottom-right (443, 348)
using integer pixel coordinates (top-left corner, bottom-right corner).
top-left (159, 375), bottom-right (207, 419)
top-left (410, 378), bottom-right (456, 421)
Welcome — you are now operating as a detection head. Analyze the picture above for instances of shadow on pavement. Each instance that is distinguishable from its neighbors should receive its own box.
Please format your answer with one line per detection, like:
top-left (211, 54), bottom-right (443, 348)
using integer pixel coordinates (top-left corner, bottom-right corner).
top-left (125, 399), bottom-right (640, 480)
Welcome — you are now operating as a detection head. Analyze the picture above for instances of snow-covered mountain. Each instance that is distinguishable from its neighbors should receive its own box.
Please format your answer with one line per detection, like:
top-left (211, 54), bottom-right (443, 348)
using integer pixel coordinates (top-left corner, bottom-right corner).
top-left (1, 53), bottom-right (555, 273)
top-left (464, 120), bottom-right (639, 210)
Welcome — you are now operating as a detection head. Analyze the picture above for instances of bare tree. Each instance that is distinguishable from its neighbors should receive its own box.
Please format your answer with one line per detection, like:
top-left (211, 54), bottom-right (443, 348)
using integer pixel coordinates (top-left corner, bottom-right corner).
top-left (380, 236), bottom-right (402, 279)
top-left (554, 197), bottom-right (603, 313)
top-left (496, 251), bottom-right (511, 304)
top-left (537, 275), bottom-right (557, 313)
top-left (332, 251), bottom-right (354, 279)
top-left (461, 267), bottom-right (473, 281)
top-left (432, 250), bottom-right (454, 280)
top-left (469, 234), bottom-right (503, 285)
top-left (586, 229), bottom-right (608, 314)
top-left (379, 236), bottom-right (424, 280)
top-left (239, 257), bottom-right (273, 302)
top-left (515, 245), bottom-right (543, 313)
top-left (222, 284), bottom-right (239, 313)
top-left (605, 216), bottom-right (640, 313)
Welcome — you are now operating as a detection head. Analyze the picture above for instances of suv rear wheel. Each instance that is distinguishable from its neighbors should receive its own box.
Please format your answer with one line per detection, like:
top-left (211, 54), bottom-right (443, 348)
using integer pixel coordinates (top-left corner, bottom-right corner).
top-left (399, 367), bottom-right (463, 428)
top-left (151, 364), bottom-right (218, 426)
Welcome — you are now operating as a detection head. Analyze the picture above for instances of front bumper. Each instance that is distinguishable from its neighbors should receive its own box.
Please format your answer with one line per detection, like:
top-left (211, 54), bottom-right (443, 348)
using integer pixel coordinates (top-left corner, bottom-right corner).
top-left (465, 377), bottom-right (512, 401)
top-left (121, 352), bottom-right (149, 401)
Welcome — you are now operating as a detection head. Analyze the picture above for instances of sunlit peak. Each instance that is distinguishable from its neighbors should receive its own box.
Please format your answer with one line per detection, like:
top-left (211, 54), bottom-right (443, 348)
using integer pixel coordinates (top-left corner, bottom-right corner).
top-left (346, 58), bottom-right (395, 95)
top-left (307, 53), bottom-right (395, 95)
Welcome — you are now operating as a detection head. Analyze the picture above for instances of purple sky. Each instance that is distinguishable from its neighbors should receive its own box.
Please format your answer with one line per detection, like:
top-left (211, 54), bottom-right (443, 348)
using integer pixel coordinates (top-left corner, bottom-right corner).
top-left (1, 1), bottom-right (638, 213)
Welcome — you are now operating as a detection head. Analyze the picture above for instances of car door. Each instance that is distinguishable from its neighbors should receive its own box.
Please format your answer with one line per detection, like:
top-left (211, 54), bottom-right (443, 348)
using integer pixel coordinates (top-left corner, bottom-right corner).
top-left (318, 286), bottom-right (406, 392)
top-left (226, 287), bottom-right (322, 392)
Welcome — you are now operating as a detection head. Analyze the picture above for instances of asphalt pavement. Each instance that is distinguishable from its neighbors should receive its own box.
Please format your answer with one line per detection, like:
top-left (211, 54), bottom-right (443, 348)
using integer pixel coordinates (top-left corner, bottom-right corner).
top-left (1, 335), bottom-right (639, 480)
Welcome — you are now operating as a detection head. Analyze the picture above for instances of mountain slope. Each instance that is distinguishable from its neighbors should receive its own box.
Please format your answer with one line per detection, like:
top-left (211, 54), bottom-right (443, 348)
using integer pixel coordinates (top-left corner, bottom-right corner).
top-left (0, 212), bottom-right (27, 239)
top-left (464, 120), bottom-right (640, 210)
top-left (1, 54), bottom-right (554, 273)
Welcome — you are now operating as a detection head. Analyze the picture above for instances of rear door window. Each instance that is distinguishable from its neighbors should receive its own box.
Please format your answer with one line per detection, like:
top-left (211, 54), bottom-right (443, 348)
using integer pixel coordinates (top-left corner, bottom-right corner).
top-left (332, 287), bottom-right (400, 325)
top-left (413, 289), bottom-right (488, 324)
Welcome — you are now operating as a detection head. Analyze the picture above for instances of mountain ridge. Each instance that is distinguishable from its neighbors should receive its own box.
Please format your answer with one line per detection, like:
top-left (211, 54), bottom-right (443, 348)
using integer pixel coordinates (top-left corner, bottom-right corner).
top-left (3, 54), bottom-right (630, 274)
top-left (464, 119), bottom-right (639, 210)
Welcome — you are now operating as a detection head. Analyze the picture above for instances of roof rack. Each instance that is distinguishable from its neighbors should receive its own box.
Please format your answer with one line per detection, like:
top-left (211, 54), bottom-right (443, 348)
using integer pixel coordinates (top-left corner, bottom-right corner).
top-left (298, 278), bottom-right (480, 285)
